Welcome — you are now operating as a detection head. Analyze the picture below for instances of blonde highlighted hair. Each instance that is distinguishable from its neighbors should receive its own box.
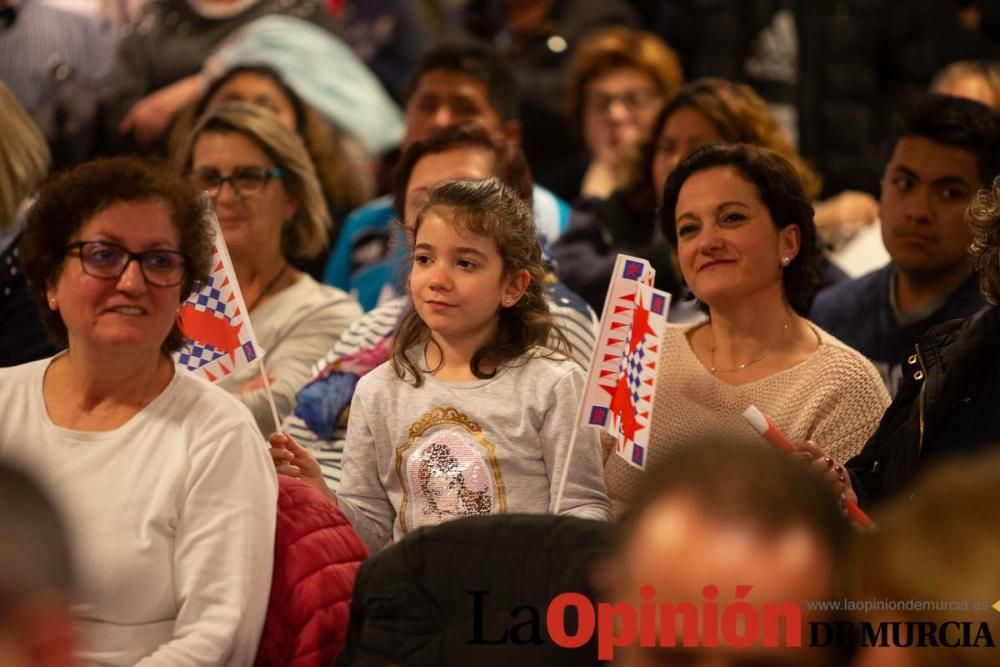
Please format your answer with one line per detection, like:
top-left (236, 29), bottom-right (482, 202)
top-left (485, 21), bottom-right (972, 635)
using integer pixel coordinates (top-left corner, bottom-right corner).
top-left (0, 82), bottom-right (51, 231)
top-left (176, 102), bottom-right (329, 261)
top-left (930, 59), bottom-right (1000, 109)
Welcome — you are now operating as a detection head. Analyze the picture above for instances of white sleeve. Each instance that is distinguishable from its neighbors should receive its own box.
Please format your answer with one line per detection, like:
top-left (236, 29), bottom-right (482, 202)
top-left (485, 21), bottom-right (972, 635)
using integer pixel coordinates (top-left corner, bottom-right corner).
top-left (135, 420), bottom-right (277, 667)
top-left (541, 368), bottom-right (612, 521)
top-left (334, 378), bottom-right (395, 552)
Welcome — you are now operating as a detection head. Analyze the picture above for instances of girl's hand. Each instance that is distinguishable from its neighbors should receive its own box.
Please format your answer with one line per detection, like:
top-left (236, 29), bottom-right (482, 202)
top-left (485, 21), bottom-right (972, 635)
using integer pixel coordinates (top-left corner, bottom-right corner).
top-left (794, 440), bottom-right (859, 509)
top-left (269, 433), bottom-right (336, 504)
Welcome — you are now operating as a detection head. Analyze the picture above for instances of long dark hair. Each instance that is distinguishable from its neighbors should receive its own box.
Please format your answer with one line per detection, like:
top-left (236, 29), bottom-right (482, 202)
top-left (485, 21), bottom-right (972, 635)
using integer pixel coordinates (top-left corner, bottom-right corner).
top-left (391, 178), bottom-right (567, 386)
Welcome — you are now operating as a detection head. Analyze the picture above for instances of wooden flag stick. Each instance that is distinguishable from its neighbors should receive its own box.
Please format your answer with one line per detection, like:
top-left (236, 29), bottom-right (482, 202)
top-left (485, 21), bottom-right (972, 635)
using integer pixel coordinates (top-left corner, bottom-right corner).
top-left (258, 357), bottom-right (283, 435)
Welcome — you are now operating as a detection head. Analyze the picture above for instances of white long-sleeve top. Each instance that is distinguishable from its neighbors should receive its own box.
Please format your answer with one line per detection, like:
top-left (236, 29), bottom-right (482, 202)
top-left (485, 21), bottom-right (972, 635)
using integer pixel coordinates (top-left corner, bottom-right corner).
top-left (0, 357), bottom-right (277, 666)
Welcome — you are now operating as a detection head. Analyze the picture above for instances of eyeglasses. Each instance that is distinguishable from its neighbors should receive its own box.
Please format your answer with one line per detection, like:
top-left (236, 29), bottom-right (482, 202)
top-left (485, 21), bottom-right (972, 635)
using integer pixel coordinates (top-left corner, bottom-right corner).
top-left (190, 165), bottom-right (284, 197)
top-left (65, 241), bottom-right (189, 287)
top-left (586, 89), bottom-right (660, 116)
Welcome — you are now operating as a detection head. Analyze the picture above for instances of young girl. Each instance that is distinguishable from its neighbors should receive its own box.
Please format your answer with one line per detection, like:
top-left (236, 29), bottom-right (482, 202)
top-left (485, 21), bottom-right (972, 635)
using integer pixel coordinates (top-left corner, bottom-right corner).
top-left (271, 177), bottom-right (611, 551)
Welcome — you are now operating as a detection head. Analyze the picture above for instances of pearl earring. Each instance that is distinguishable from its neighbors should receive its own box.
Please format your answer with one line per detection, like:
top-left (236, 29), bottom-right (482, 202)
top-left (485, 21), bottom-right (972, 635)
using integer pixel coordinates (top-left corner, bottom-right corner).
top-left (781, 256), bottom-right (790, 266)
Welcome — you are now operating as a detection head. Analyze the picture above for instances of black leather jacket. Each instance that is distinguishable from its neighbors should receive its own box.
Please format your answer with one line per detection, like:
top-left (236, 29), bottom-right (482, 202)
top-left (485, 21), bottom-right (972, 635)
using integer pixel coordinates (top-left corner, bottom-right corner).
top-left (848, 305), bottom-right (1000, 508)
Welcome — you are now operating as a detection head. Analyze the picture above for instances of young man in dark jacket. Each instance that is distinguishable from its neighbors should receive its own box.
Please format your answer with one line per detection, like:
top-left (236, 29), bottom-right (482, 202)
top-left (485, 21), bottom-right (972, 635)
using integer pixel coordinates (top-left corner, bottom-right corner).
top-left (810, 95), bottom-right (1000, 394)
top-left (845, 175), bottom-right (1000, 508)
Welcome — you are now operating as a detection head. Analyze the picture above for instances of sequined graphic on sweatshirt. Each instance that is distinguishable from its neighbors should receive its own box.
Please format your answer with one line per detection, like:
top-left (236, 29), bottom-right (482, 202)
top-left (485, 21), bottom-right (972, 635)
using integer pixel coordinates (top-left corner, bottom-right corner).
top-left (395, 407), bottom-right (507, 534)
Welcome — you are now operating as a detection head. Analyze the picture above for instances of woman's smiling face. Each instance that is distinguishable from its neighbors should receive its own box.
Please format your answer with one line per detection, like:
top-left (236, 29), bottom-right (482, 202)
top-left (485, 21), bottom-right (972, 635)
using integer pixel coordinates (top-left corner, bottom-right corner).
top-left (47, 200), bottom-right (184, 354)
top-left (674, 166), bottom-right (798, 308)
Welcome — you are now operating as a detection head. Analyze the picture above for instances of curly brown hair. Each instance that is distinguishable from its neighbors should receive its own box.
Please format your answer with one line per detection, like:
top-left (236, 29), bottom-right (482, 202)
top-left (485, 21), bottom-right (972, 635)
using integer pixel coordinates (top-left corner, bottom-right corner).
top-left (20, 157), bottom-right (213, 353)
top-left (966, 176), bottom-right (1000, 304)
top-left (391, 178), bottom-right (567, 386)
top-left (651, 78), bottom-right (822, 201)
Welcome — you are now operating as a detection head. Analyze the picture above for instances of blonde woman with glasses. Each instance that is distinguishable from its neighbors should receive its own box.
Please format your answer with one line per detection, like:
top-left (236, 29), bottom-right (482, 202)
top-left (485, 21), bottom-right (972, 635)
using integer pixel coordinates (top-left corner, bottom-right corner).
top-left (177, 102), bottom-right (362, 433)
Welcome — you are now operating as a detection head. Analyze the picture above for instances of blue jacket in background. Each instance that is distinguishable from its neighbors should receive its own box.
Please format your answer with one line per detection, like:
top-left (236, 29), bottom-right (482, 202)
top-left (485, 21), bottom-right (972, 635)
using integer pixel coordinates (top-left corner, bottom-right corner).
top-left (810, 263), bottom-right (985, 393)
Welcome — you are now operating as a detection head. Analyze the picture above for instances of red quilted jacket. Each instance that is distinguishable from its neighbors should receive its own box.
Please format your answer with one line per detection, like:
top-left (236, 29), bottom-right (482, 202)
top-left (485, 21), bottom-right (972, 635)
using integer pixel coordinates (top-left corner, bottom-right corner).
top-left (255, 476), bottom-right (368, 666)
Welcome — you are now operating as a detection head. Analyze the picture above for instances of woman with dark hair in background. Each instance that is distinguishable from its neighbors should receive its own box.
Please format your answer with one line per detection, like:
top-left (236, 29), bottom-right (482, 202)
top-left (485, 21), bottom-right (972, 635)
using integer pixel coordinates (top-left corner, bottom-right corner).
top-left (554, 77), bottom-right (875, 313)
top-left (653, 77), bottom-right (882, 256)
top-left (604, 143), bottom-right (889, 515)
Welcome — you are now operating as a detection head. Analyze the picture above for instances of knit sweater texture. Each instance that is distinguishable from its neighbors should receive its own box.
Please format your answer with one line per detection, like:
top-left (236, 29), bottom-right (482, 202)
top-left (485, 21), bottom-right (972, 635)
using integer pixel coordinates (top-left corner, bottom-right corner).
top-left (605, 322), bottom-right (891, 511)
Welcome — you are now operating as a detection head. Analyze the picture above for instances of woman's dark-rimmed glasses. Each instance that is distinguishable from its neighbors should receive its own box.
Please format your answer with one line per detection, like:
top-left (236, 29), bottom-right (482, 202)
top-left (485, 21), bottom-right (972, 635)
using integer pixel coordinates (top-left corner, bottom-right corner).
top-left (64, 241), bottom-right (189, 287)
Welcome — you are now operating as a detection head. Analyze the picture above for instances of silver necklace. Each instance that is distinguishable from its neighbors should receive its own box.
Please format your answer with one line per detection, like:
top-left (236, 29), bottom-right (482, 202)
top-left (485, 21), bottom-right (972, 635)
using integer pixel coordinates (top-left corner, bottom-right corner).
top-left (710, 321), bottom-right (790, 374)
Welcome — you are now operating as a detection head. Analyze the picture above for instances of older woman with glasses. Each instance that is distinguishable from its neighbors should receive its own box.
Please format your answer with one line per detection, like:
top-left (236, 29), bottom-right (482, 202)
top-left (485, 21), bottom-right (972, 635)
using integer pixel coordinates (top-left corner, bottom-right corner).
top-left (0, 156), bottom-right (277, 665)
top-left (176, 102), bottom-right (361, 434)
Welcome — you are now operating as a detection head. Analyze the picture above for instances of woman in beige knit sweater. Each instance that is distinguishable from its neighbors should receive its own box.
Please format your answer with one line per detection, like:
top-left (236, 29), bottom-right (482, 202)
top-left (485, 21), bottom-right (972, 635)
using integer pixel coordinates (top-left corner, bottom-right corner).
top-left (605, 143), bottom-right (890, 513)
